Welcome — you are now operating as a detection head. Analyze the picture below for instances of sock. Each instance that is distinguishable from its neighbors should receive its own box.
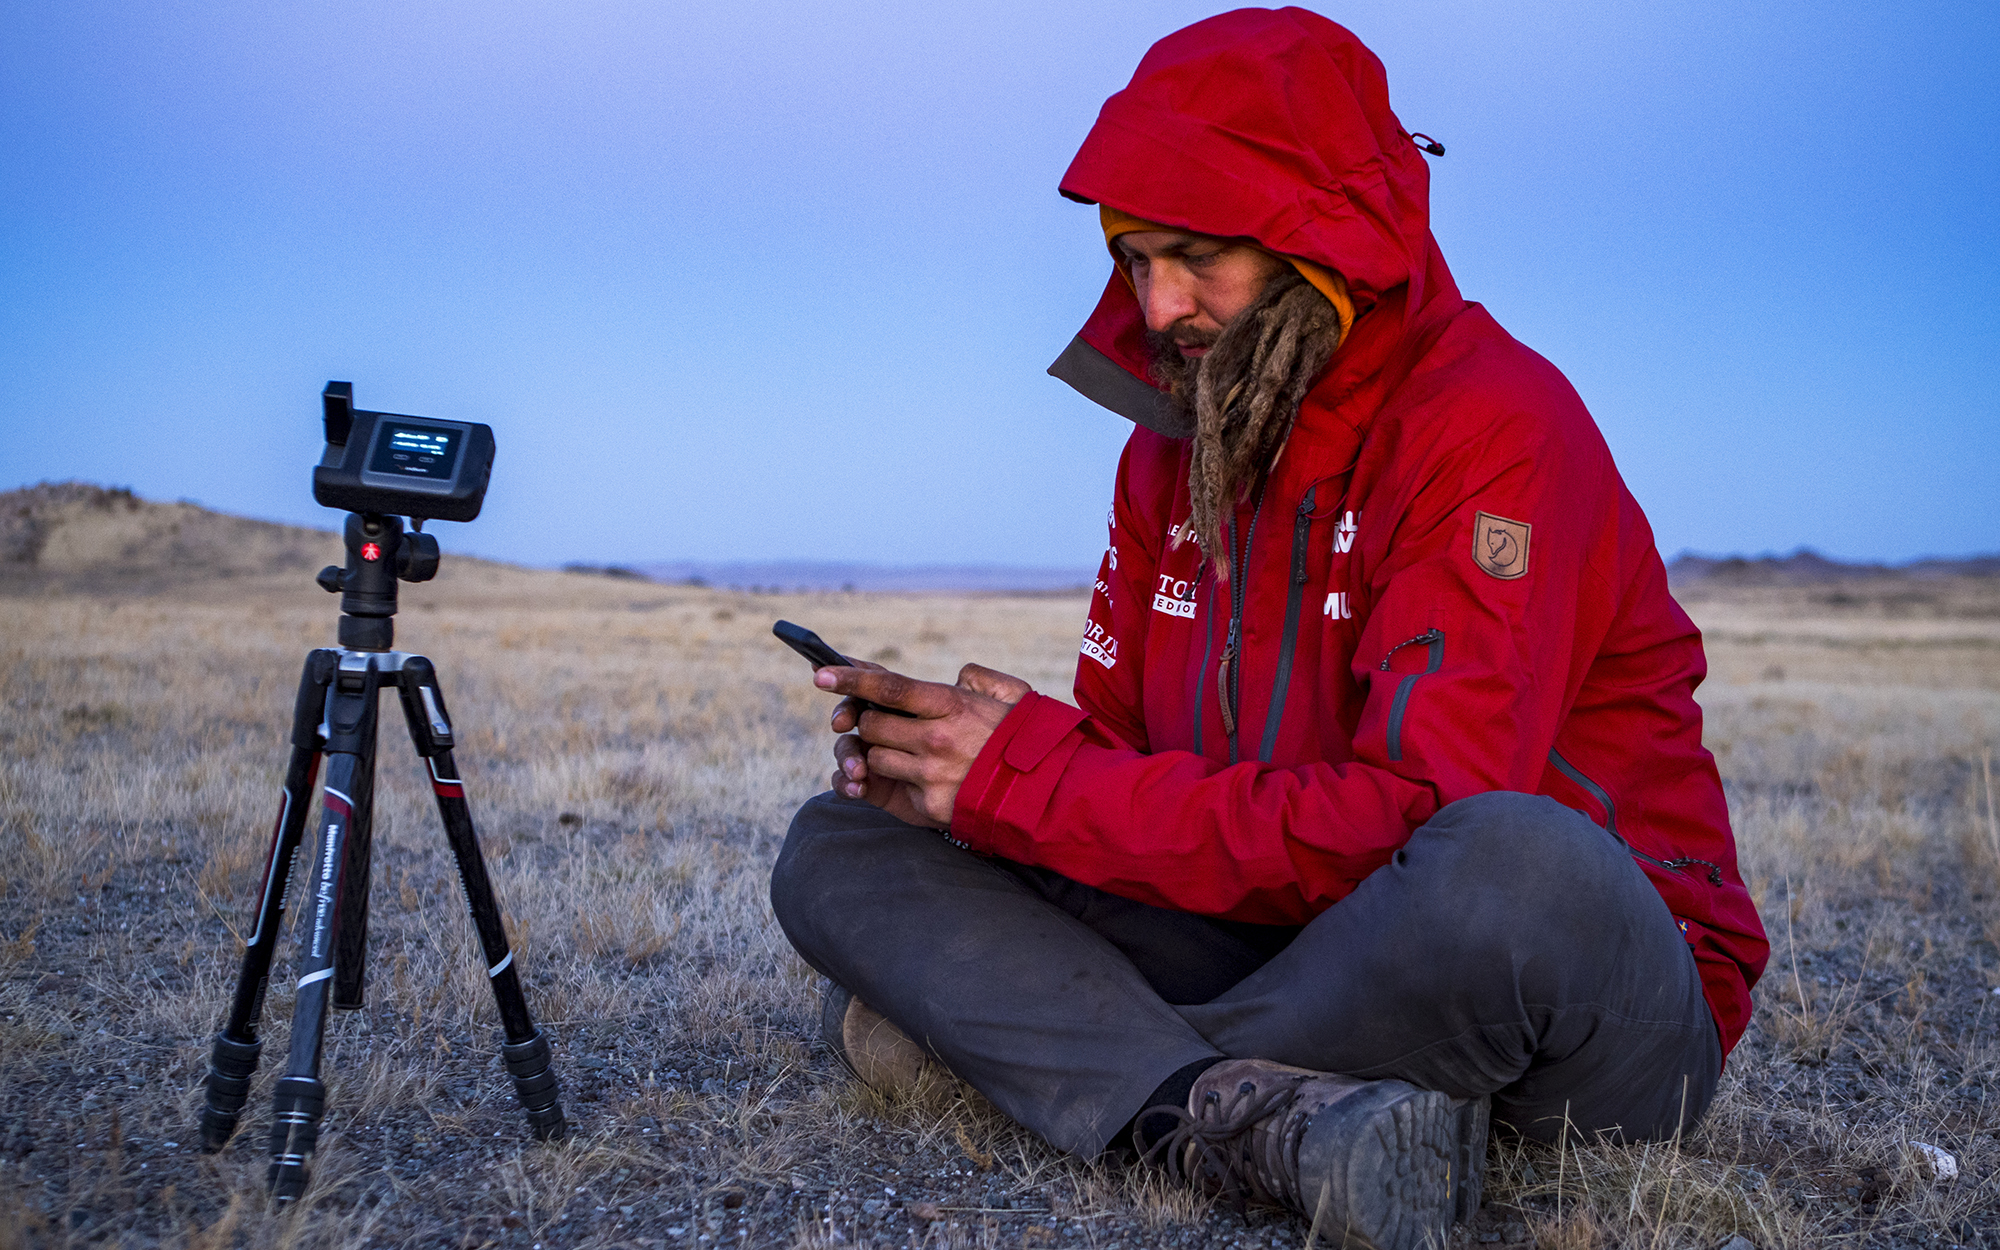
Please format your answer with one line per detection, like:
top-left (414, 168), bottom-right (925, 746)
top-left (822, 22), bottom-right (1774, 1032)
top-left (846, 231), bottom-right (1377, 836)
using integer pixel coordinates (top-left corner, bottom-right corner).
top-left (1126, 1056), bottom-right (1226, 1156)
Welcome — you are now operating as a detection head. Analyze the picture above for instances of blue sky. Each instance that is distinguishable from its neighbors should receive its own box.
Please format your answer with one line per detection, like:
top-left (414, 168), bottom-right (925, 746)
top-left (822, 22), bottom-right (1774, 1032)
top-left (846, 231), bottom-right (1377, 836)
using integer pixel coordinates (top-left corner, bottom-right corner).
top-left (4, 0), bottom-right (1995, 569)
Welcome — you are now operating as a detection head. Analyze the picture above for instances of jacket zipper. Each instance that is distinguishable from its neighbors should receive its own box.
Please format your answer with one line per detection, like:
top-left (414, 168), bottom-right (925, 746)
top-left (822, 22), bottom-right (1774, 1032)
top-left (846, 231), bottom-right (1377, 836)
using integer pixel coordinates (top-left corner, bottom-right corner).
top-left (1217, 495), bottom-right (1263, 764)
top-left (1191, 565), bottom-right (1213, 757)
top-left (1257, 485), bottom-right (1317, 763)
top-left (1545, 747), bottom-right (1723, 885)
top-left (1380, 628), bottom-right (1443, 763)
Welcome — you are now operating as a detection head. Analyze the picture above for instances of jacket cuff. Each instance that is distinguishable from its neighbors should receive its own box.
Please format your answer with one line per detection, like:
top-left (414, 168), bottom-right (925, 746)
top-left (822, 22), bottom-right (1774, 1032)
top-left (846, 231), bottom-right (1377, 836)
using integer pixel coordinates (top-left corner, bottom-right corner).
top-left (951, 692), bottom-right (1090, 852)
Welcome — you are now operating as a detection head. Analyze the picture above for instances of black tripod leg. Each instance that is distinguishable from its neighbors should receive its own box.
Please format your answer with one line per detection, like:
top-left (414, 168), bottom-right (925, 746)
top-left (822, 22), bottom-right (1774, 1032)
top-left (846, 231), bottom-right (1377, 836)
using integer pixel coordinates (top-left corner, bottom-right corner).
top-left (269, 658), bottom-right (382, 1202)
top-left (331, 730), bottom-right (378, 1011)
top-left (398, 658), bottom-right (566, 1142)
top-left (201, 650), bottom-right (337, 1152)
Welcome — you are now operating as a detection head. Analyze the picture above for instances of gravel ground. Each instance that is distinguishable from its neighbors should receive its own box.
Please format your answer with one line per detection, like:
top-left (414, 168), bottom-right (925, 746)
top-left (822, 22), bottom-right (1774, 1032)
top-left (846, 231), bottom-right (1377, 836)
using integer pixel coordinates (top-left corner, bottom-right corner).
top-left (4, 802), bottom-right (1995, 1249)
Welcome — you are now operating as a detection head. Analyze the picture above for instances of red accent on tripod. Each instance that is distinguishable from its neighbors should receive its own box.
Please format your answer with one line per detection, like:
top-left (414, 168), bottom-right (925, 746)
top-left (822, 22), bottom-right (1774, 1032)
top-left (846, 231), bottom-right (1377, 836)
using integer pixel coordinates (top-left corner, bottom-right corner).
top-left (427, 759), bottom-right (464, 798)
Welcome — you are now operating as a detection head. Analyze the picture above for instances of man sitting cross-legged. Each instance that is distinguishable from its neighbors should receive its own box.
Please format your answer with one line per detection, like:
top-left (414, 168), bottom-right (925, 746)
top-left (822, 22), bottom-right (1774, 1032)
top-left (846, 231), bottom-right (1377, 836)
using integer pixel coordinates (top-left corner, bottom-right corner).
top-left (771, 11), bottom-right (1768, 1249)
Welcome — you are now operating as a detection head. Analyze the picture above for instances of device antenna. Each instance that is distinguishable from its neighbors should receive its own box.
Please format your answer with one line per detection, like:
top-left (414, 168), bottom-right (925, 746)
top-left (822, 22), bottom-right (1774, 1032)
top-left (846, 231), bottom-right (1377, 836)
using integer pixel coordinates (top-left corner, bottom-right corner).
top-left (321, 381), bottom-right (355, 447)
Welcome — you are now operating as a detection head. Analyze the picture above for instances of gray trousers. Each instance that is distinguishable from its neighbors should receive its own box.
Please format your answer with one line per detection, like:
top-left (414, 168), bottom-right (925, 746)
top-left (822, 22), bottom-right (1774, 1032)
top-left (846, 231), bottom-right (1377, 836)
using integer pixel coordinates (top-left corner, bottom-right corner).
top-left (770, 789), bottom-right (1721, 1158)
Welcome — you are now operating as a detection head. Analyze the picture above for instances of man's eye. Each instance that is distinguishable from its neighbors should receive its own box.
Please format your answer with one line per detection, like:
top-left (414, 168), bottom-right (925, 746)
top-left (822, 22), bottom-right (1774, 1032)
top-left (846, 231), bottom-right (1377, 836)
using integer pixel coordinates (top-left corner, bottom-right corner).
top-left (1185, 251), bottom-right (1222, 268)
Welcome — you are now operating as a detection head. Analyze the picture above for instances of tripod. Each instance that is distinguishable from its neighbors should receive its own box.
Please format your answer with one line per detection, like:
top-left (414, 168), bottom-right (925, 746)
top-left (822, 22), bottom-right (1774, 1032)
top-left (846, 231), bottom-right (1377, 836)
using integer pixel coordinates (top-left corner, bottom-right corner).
top-left (199, 509), bottom-right (565, 1202)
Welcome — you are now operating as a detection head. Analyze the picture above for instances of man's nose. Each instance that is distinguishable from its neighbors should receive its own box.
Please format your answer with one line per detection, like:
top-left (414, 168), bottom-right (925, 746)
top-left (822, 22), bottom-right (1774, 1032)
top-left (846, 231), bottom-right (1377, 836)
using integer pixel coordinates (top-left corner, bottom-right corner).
top-left (1139, 265), bottom-right (1198, 333)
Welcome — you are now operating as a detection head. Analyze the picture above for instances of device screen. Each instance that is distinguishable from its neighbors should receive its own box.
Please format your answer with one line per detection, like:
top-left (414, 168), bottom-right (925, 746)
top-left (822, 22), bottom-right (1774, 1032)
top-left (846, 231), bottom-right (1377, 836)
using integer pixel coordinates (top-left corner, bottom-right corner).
top-left (367, 421), bottom-right (464, 482)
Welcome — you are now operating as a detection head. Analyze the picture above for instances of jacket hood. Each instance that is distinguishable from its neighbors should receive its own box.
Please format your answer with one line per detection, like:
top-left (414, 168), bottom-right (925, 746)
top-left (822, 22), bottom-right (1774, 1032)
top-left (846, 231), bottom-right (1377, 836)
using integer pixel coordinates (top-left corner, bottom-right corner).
top-left (1053, 7), bottom-right (1465, 425)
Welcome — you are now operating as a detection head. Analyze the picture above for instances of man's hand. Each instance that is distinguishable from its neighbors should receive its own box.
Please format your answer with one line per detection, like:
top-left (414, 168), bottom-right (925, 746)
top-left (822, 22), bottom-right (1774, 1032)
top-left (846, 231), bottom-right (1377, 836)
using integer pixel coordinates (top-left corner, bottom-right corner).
top-left (821, 662), bottom-right (1032, 827)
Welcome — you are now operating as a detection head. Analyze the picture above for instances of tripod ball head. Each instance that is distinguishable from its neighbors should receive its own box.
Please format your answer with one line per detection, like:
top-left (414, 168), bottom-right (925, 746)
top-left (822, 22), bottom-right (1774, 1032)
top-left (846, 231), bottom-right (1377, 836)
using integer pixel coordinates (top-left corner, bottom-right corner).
top-left (318, 513), bottom-right (425, 650)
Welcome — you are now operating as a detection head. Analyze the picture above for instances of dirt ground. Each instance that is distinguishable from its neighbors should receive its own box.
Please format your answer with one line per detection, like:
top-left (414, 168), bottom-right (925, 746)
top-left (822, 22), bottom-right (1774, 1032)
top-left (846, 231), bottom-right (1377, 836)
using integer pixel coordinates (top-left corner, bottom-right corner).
top-left (2, 512), bottom-right (1997, 1248)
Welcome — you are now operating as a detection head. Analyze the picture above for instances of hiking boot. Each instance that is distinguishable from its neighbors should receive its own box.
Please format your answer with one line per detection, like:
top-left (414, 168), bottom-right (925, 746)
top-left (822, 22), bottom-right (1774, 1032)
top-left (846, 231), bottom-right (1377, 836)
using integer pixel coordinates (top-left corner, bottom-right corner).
top-left (818, 979), bottom-right (937, 1094)
top-left (1147, 1058), bottom-right (1489, 1250)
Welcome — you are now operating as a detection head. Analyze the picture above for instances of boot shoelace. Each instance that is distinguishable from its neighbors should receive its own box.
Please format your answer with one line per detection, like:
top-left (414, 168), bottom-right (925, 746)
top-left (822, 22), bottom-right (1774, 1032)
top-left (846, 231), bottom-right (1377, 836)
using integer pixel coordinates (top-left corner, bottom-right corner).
top-left (1137, 1078), bottom-right (1303, 1211)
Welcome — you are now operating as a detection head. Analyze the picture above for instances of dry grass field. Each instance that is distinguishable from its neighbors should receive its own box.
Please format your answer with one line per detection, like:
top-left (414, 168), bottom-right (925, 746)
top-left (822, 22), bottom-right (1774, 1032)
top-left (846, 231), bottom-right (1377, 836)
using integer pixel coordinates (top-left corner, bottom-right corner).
top-left (2, 490), bottom-right (1997, 1249)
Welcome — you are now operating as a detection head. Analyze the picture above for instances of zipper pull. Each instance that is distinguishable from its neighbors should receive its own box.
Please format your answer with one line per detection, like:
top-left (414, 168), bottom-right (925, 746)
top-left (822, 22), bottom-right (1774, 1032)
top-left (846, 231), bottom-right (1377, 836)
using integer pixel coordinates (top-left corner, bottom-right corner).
top-left (1218, 626), bottom-right (1239, 737)
top-left (1217, 663), bottom-right (1237, 733)
top-left (1378, 628), bottom-right (1442, 671)
top-left (1663, 857), bottom-right (1725, 886)
top-left (1291, 487), bottom-right (1316, 587)
top-left (1182, 563), bottom-right (1205, 602)
top-left (1216, 652), bottom-right (1232, 732)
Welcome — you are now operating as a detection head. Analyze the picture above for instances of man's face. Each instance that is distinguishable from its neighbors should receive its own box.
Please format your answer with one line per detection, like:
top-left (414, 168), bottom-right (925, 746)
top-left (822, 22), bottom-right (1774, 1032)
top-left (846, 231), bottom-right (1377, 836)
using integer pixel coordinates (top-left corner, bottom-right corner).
top-left (1114, 230), bottom-right (1290, 359)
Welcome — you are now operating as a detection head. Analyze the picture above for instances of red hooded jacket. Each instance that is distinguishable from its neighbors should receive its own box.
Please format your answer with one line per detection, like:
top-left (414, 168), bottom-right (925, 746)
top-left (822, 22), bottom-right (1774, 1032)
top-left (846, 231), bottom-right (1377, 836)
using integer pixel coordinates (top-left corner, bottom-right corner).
top-left (949, 8), bottom-right (1768, 1055)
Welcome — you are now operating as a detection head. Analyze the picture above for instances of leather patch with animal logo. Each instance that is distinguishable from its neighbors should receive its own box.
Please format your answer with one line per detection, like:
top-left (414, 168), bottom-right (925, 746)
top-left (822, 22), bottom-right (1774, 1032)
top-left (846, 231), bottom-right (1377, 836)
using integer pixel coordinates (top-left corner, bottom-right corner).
top-left (1472, 511), bottom-right (1531, 580)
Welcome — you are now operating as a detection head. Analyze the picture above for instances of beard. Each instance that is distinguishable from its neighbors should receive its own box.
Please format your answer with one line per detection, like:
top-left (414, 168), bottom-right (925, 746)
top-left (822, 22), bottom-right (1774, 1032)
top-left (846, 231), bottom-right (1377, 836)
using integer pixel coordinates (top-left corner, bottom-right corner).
top-left (1143, 269), bottom-right (1344, 577)
top-left (1144, 324), bottom-right (1218, 411)
top-left (1137, 324), bottom-right (1218, 442)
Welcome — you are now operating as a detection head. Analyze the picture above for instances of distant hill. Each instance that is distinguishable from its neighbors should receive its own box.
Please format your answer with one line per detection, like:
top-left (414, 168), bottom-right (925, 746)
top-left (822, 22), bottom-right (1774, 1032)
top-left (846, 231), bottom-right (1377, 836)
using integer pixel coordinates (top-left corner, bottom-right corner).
top-left (621, 560), bottom-right (1093, 594)
top-left (11, 482), bottom-right (1986, 597)
top-left (0, 484), bottom-right (1096, 595)
top-left (0, 481), bottom-right (341, 585)
top-left (1667, 548), bottom-right (2000, 588)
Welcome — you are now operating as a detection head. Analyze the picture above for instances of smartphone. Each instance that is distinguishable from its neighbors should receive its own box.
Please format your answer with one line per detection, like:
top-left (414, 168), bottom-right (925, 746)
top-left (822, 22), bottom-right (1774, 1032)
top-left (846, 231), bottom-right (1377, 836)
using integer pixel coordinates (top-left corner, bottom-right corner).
top-left (772, 620), bottom-right (917, 717)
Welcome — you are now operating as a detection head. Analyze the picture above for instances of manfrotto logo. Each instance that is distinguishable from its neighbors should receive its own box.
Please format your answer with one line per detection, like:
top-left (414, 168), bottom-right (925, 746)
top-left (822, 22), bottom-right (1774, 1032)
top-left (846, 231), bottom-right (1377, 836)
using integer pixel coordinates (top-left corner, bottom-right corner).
top-left (311, 823), bottom-right (341, 957)
top-left (1333, 512), bottom-right (1358, 554)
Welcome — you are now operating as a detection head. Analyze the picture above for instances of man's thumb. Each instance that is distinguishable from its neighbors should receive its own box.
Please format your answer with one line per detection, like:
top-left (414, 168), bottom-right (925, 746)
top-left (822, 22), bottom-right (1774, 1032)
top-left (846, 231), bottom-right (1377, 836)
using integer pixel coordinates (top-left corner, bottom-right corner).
top-left (957, 663), bottom-right (1031, 704)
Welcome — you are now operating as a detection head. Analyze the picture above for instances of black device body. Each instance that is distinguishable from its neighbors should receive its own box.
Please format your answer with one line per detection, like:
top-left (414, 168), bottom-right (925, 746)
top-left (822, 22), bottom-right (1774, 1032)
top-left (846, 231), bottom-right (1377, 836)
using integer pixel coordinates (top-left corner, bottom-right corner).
top-left (312, 381), bottom-right (495, 522)
top-left (197, 383), bottom-right (563, 1206)
top-left (772, 620), bottom-right (917, 718)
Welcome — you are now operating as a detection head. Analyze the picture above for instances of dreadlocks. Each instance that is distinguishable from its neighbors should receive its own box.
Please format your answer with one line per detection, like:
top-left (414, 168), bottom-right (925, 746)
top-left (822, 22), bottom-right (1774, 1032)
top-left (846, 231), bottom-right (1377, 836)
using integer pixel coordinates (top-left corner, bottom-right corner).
top-left (1148, 269), bottom-right (1343, 579)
